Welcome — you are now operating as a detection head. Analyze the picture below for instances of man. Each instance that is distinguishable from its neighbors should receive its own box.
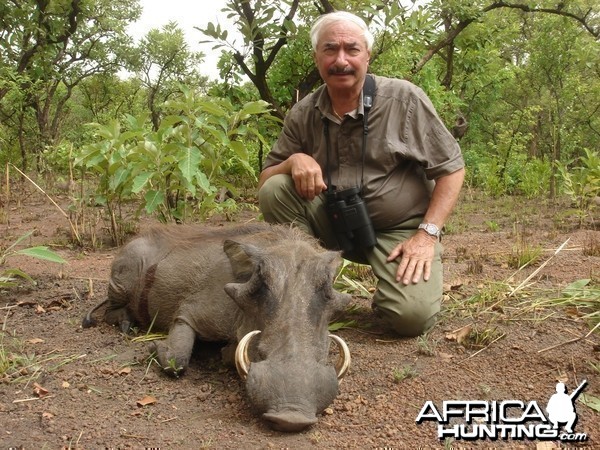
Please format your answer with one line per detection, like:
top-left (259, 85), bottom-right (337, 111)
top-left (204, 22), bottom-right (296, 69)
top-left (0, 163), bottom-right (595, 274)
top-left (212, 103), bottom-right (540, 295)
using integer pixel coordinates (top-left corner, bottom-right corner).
top-left (258, 11), bottom-right (465, 337)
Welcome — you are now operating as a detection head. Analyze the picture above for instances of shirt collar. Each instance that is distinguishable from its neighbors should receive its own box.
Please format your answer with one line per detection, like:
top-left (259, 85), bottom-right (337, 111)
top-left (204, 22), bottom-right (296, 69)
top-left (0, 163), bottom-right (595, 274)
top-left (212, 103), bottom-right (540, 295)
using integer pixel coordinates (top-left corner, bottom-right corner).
top-left (314, 85), bottom-right (365, 120)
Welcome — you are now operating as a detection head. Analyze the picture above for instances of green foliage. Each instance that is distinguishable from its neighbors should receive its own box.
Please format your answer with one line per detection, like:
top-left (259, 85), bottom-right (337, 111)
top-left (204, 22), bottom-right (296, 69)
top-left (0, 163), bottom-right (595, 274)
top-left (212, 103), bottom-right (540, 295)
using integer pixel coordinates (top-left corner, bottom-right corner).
top-left (1, 0), bottom-right (598, 215)
top-left (76, 85), bottom-right (275, 243)
top-left (0, 231), bottom-right (66, 288)
top-left (519, 158), bottom-right (552, 199)
top-left (334, 259), bottom-right (375, 298)
top-left (508, 241), bottom-right (542, 270)
top-left (528, 279), bottom-right (599, 326)
top-left (392, 365), bottom-right (418, 383)
top-left (464, 149), bottom-right (552, 198)
top-left (557, 149), bottom-right (600, 226)
top-left (0, 0), bottom-right (142, 167)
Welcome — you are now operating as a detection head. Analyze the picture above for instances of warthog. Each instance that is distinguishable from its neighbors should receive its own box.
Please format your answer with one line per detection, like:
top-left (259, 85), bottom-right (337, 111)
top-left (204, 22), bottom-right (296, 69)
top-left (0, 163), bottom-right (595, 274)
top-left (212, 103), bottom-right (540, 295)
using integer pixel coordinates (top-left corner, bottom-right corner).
top-left (83, 223), bottom-right (351, 432)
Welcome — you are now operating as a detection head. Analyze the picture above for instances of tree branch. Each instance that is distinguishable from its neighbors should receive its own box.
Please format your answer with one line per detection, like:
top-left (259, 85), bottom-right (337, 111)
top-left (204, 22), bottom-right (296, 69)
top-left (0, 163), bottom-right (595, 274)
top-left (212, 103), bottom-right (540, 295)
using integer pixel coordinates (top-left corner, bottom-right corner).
top-left (412, 1), bottom-right (599, 76)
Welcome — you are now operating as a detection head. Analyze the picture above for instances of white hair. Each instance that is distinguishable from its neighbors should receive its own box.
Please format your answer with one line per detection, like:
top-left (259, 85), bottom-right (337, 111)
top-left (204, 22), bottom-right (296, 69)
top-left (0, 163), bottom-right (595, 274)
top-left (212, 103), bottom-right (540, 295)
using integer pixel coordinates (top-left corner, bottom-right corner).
top-left (310, 11), bottom-right (374, 52)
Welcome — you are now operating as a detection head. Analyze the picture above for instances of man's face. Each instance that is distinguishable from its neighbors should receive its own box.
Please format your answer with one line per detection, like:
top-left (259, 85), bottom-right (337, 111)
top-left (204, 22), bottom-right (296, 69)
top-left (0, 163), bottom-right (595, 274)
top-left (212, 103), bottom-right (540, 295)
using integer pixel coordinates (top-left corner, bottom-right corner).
top-left (314, 21), bottom-right (371, 92)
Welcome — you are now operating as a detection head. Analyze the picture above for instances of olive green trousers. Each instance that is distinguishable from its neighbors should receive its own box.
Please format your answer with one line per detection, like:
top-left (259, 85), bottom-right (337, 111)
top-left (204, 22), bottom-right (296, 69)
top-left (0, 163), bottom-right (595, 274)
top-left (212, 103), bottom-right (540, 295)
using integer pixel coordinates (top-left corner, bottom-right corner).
top-left (258, 174), bottom-right (443, 337)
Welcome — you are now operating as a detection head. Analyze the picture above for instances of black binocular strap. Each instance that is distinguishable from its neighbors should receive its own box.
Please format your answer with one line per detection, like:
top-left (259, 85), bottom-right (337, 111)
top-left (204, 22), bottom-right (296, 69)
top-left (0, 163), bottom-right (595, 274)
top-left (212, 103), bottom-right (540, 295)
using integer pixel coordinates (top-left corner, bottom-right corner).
top-left (324, 74), bottom-right (375, 194)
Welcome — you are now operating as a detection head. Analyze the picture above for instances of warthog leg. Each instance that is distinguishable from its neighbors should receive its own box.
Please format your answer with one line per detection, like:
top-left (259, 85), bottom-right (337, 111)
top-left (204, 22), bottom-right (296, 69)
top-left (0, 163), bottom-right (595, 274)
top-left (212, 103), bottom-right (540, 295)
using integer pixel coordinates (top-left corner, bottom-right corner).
top-left (148, 318), bottom-right (196, 377)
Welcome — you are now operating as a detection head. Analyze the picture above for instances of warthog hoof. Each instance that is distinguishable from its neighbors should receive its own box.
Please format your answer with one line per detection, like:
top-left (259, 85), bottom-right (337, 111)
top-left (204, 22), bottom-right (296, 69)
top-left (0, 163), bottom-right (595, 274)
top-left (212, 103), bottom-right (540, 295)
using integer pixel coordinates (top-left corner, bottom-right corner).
top-left (147, 341), bottom-right (186, 377)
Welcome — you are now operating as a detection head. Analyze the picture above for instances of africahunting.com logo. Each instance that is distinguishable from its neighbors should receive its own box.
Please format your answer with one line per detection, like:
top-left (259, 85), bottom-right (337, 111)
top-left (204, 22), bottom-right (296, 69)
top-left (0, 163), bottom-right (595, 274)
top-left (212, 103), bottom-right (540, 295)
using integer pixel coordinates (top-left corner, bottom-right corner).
top-left (416, 380), bottom-right (589, 442)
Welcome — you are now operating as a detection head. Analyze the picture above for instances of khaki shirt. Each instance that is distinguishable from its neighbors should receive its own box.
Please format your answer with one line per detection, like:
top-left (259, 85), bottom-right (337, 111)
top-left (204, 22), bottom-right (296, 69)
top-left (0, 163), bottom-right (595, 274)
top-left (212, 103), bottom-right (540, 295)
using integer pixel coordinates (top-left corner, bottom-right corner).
top-left (263, 75), bottom-right (464, 230)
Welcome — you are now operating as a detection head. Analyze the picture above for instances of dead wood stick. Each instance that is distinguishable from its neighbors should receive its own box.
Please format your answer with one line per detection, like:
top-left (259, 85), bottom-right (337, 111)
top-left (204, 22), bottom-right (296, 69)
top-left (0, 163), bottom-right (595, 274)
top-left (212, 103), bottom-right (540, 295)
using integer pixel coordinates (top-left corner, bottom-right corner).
top-left (537, 321), bottom-right (600, 353)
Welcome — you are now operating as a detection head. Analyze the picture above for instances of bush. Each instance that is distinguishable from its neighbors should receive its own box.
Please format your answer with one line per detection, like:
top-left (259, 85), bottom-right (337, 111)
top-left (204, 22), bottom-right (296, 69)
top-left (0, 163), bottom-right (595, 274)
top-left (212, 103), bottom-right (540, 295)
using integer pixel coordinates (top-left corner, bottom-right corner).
top-left (76, 85), bottom-right (276, 244)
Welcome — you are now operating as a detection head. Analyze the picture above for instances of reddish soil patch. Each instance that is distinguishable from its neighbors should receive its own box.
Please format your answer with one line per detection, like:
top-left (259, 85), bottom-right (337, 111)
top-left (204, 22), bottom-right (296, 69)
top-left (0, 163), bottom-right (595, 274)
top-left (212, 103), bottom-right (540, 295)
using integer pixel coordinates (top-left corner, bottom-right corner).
top-left (1, 185), bottom-right (599, 449)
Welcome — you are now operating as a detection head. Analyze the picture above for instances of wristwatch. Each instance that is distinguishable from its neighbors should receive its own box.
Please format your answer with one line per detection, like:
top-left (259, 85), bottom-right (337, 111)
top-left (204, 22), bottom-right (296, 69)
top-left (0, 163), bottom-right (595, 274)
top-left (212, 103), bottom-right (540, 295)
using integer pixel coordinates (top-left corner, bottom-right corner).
top-left (418, 223), bottom-right (441, 239)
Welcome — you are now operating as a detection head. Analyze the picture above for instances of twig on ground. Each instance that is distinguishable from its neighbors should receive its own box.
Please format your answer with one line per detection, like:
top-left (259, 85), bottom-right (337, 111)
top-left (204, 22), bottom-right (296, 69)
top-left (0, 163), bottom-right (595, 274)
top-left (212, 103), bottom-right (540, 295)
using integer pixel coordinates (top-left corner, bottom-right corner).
top-left (10, 164), bottom-right (82, 245)
top-left (160, 417), bottom-right (178, 423)
top-left (462, 333), bottom-right (506, 361)
top-left (508, 238), bottom-right (571, 298)
top-left (537, 321), bottom-right (600, 353)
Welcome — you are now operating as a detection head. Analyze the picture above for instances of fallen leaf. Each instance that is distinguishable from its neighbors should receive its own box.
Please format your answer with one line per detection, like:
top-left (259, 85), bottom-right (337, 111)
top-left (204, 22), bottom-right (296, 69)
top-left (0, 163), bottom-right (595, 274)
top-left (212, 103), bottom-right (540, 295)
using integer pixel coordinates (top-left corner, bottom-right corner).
top-left (27, 338), bottom-right (44, 344)
top-left (137, 395), bottom-right (157, 407)
top-left (33, 383), bottom-right (49, 398)
top-left (42, 412), bottom-right (54, 419)
top-left (450, 282), bottom-right (463, 291)
top-left (119, 367), bottom-right (132, 375)
top-left (62, 381), bottom-right (70, 388)
top-left (579, 393), bottom-right (600, 413)
top-left (35, 305), bottom-right (46, 314)
top-left (445, 325), bottom-right (472, 345)
top-left (564, 306), bottom-right (581, 318)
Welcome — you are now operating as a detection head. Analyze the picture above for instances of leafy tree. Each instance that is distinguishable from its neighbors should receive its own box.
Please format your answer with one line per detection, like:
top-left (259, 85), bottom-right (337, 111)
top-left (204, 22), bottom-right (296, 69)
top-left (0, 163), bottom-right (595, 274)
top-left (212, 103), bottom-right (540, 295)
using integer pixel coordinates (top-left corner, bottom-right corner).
top-left (200, 0), bottom-right (303, 119)
top-left (0, 0), bottom-right (141, 169)
top-left (128, 21), bottom-right (208, 131)
top-left (201, 0), bottom-right (598, 114)
top-left (458, 6), bottom-right (600, 197)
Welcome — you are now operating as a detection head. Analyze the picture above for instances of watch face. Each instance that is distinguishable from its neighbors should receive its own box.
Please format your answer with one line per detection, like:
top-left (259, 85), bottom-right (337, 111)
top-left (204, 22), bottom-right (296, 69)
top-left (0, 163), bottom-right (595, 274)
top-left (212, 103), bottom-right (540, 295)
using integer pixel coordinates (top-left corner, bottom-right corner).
top-left (420, 223), bottom-right (439, 236)
top-left (427, 224), bottom-right (438, 235)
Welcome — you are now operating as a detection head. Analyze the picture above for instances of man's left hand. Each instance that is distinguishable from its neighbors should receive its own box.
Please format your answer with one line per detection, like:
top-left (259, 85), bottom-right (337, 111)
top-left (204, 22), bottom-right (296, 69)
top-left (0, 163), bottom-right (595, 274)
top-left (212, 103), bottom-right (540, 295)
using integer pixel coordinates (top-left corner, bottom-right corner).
top-left (387, 232), bottom-right (437, 285)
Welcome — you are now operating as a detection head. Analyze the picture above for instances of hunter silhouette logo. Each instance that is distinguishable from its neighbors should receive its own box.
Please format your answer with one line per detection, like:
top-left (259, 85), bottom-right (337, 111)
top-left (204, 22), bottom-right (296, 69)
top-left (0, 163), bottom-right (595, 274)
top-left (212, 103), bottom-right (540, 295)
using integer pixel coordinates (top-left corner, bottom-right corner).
top-left (546, 380), bottom-right (587, 434)
top-left (416, 380), bottom-right (589, 442)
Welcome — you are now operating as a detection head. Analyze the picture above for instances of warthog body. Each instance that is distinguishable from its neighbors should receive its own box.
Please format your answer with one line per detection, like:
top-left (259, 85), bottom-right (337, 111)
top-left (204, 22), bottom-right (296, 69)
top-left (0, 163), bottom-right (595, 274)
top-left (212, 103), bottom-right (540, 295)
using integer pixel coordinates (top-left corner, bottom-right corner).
top-left (83, 222), bottom-right (351, 432)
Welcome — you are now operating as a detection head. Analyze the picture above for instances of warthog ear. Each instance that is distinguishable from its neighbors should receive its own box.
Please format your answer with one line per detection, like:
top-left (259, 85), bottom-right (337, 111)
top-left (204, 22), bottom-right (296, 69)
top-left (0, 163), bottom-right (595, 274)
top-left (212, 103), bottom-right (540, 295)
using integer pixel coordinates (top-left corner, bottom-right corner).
top-left (322, 250), bottom-right (352, 310)
top-left (223, 240), bottom-right (262, 281)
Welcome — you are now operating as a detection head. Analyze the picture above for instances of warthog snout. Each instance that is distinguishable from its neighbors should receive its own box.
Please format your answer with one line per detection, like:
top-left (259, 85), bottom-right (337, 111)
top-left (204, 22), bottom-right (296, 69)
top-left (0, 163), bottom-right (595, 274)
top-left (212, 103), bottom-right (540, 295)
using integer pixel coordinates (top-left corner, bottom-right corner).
top-left (262, 410), bottom-right (318, 432)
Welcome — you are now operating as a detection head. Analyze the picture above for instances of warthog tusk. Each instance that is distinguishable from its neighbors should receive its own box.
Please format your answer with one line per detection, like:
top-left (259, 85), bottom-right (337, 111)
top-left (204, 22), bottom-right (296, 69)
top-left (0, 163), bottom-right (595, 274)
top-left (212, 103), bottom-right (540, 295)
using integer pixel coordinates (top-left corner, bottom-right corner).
top-left (329, 334), bottom-right (351, 380)
top-left (235, 330), bottom-right (261, 380)
top-left (234, 330), bottom-right (352, 380)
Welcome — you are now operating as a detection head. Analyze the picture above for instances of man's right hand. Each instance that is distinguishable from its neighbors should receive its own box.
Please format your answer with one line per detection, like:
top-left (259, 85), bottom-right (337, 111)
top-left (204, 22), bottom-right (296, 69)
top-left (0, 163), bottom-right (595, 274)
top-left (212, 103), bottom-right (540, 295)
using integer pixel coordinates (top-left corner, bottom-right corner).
top-left (288, 154), bottom-right (327, 201)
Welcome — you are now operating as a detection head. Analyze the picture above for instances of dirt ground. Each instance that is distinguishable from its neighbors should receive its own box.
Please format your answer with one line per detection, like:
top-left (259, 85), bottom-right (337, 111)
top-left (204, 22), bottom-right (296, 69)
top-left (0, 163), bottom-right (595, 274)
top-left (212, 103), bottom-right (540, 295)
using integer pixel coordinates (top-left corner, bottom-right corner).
top-left (1, 185), bottom-right (599, 449)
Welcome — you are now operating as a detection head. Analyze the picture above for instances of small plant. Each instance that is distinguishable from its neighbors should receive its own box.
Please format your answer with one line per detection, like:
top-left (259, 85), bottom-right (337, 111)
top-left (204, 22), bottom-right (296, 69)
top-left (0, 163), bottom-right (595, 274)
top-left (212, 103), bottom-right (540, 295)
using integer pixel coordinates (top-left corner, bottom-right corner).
top-left (508, 225), bottom-right (542, 269)
top-left (464, 326), bottom-right (504, 349)
top-left (392, 365), bottom-right (417, 383)
top-left (478, 383), bottom-right (493, 398)
top-left (584, 233), bottom-right (600, 257)
top-left (0, 333), bottom-right (39, 382)
top-left (508, 242), bottom-right (542, 269)
top-left (485, 220), bottom-right (500, 232)
top-left (467, 255), bottom-right (484, 275)
top-left (461, 282), bottom-right (509, 313)
top-left (1, 231), bottom-right (66, 288)
top-left (165, 357), bottom-right (183, 375)
top-left (334, 259), bottom-right (375, 298)
top-left (0, 326), bottom-right (85, 383)
top-left (416, 334), bottom-right (437, 356)
top-left (454, 246), bottom-right (469, 263)
top-left (310, 431), bottom-right (323, 444)
top-left (443, 438), bottom-right (455, 450)
top-left (557, 148), bottom-right (600, 227)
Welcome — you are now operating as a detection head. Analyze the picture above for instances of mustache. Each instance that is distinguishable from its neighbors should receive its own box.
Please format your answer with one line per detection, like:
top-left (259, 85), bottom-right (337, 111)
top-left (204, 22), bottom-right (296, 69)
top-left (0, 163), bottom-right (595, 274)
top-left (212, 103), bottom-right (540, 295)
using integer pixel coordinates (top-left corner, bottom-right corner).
top-left (328, 67), bottom-right (356, 75)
